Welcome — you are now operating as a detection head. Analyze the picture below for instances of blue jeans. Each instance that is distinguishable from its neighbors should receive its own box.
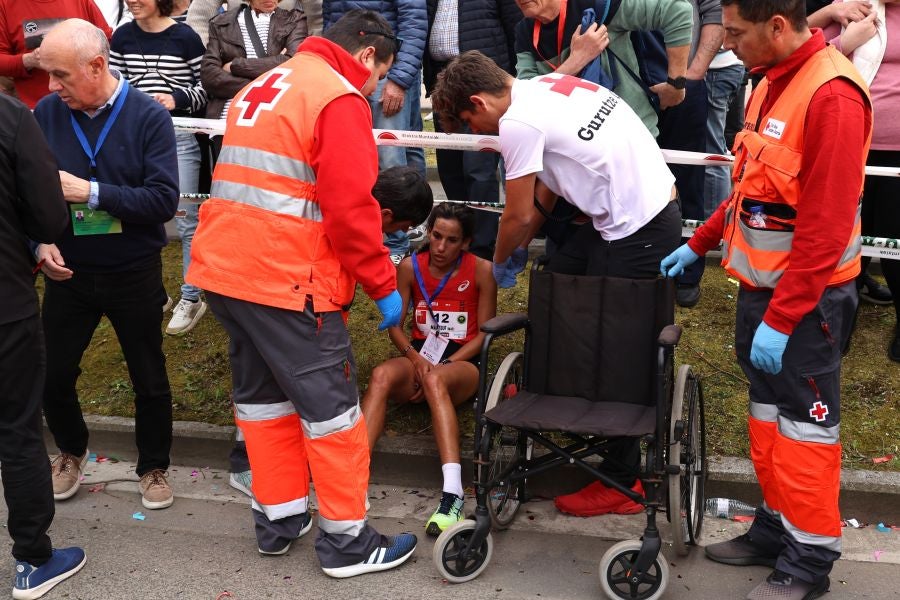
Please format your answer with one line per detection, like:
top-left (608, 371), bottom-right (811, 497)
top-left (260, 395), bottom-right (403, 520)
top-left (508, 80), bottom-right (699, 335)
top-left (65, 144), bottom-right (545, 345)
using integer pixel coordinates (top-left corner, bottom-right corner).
top-left (368, 72), bottom-right (425, 174)
top-left (703, 65), bottom-right (744, 218)
top-left (384, 229), bottom-right (410, 258)
top-left (175, 131), bottom-right (202, 302)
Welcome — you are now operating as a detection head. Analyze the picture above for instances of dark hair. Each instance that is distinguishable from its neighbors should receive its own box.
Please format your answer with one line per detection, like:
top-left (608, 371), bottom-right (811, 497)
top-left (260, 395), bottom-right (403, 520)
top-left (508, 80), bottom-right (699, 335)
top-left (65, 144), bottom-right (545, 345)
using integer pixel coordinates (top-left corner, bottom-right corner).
top-left (431, 51), bottom-right (509, 133)
top-left (372, 166), bottom-right (433, 225)
top-left (426, 202), bottom-right (475, 241)
top-left (156, 0), bottom-right (175, 17)
top-left (322, 9), bottom-right (398, 64)
top-left (721, 0), bottom-right (807, 30)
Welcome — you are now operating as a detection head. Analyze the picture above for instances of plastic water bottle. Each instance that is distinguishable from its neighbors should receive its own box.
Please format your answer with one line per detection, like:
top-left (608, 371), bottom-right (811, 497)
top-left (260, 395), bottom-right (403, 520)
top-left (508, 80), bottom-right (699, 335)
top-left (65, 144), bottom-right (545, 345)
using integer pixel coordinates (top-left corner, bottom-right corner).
top-left (749, 205), bottom-right (767, 228)
top-left (704, 497), bottom-right (756, 519)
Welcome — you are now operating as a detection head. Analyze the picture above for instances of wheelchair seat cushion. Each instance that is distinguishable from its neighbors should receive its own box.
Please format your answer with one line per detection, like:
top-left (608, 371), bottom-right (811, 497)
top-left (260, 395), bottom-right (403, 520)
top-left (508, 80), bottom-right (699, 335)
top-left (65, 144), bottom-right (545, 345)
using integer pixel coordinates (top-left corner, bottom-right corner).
top-left (483, 391), bottom-right (657, 437)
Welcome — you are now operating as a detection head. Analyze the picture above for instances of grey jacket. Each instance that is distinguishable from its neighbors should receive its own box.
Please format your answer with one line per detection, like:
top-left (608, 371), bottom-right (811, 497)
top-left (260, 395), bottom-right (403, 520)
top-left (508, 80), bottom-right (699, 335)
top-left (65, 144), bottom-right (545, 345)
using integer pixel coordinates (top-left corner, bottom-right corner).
top-left (200, 6), bottom-right (309, 119)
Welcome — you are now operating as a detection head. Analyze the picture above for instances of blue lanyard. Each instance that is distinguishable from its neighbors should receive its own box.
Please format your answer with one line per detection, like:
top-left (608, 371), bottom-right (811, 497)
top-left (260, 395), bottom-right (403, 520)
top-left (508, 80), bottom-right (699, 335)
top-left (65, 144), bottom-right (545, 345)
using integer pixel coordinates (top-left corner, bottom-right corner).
top-left (69, 79), bottom-right (130, 181)
top-left (412, 251), bottom-right (461, 331)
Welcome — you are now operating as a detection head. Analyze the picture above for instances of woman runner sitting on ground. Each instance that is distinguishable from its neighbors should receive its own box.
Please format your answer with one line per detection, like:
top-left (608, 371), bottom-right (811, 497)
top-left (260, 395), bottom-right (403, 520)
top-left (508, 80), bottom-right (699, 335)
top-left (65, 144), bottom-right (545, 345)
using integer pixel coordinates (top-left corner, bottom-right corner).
top-left (362, 202), bottom-right (498, 536)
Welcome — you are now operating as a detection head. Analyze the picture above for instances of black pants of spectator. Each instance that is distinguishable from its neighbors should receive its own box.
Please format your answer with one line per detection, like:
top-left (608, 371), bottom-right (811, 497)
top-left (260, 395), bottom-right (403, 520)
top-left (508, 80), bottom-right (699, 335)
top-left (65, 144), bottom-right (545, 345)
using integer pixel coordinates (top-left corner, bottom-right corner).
top-left (859, 149), bottom-right (900, 323)
top-left (433, 114), bottom-right (501, 260)
top-left (0, 315), bottom-right (54, 566)
top-left (656, 79), bottom-right (708, 288)
top-left (845, 150), bottom-right (900, 356)
top-left (546, 201), bottom-right (682, 484)
top-left (42, 261), bottom-right (173, 477)
top-left (725, 70), bottom-right (749, 150)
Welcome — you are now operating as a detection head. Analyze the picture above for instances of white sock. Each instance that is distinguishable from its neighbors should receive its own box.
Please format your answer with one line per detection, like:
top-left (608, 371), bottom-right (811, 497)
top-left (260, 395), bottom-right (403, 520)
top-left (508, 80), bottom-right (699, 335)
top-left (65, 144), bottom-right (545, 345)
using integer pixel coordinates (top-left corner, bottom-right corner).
top-left (441, 463), bottom-right (464, 498)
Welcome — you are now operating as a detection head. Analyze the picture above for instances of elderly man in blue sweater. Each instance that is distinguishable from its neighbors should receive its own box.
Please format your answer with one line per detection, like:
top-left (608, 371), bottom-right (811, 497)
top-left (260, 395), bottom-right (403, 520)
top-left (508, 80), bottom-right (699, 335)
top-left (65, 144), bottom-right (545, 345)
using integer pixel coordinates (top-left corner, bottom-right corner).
top-left (33, 19), bottom-right (179, 512)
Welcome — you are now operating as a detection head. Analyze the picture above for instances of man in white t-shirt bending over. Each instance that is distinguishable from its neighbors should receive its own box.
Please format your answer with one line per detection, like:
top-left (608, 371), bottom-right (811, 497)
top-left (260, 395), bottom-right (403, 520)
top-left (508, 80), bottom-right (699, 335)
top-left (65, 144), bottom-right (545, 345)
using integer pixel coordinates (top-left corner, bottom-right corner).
top-left (431, 50), bottom-right (682, 516)
top-left (431, 50), bottom-right (681, 285)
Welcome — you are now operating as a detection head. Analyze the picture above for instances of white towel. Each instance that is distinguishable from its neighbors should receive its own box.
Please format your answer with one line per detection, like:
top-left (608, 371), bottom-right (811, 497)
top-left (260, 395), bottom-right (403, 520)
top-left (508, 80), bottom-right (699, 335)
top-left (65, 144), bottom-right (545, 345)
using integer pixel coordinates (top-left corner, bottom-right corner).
top-left (845, 0), bottom-right (888, 86)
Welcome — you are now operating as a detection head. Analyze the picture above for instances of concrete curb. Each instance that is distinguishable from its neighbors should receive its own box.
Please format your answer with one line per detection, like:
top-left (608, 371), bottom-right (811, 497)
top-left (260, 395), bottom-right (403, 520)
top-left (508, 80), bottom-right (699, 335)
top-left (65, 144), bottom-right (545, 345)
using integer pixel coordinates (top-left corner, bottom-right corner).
top-left (63, 415), bottom-right (900, 497)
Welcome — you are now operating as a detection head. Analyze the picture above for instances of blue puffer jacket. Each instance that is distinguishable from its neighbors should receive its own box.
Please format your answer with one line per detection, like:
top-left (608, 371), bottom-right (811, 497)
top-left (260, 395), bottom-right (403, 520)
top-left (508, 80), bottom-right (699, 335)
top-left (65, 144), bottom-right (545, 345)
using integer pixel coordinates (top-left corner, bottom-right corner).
top-left (322, 0), bottom-right (427, 90)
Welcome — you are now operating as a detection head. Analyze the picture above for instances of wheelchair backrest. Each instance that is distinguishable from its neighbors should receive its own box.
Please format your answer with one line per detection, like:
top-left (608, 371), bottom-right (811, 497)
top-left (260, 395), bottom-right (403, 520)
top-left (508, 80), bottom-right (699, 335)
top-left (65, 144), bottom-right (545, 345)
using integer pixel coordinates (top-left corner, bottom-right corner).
top-left (525, 270), bottom-right (675, 406)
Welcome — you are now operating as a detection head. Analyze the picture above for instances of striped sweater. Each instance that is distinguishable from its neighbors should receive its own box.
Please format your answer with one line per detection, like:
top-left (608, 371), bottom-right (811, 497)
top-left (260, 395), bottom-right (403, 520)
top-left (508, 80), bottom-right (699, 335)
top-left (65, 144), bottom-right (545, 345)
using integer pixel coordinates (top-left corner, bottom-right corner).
top-left (110, 21), bottom-right (207, 115)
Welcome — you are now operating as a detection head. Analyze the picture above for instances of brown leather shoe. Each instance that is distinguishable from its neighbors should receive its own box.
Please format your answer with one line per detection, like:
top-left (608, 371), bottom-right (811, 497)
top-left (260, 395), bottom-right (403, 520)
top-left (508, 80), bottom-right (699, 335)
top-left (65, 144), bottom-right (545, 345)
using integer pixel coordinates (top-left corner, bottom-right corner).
top-left (746, 570), bottom-right (829, 600)
top-left (705, 533), bottom-right (778, 567)
top-left (139, 469), bottom-right (173, 509)
top-left (50, 451), bottom-right (88, 501)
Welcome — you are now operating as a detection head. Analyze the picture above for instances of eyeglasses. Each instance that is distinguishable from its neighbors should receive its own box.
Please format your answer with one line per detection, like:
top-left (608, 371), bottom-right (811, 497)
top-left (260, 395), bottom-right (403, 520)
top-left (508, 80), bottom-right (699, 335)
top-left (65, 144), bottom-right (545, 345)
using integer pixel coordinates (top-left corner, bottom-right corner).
top-left (358, 30), bottom-right (403, 54)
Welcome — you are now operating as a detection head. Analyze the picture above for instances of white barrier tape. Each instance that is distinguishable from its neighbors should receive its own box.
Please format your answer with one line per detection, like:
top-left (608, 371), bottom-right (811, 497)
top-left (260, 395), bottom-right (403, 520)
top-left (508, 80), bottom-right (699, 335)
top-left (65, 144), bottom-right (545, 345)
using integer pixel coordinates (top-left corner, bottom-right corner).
top-left (172, 117), bottom-right (900, 176)
top-left (178, 192), bottom-right (893, 258)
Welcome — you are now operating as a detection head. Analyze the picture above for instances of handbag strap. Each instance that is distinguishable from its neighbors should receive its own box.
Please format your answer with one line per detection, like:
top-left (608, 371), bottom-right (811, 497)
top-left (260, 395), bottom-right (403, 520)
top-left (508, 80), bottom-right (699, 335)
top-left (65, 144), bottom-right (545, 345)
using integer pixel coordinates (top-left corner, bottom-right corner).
top-left (243, 5), bottom-right (268, 59)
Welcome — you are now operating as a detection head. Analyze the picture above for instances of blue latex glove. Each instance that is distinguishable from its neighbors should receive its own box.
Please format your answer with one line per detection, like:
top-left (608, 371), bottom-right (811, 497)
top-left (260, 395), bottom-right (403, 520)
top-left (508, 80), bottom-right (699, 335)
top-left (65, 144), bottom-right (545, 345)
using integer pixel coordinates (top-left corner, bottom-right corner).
top-left (660, 244), bottom-right (700, 278)
top-left (492, 260), bottom-right (518, 288)
top-left (750, 322), bottom-right (789, 374)
top-left (374, 290), bottom-right (402, 331)
top-left (508, 247), bottom-right (528, 275)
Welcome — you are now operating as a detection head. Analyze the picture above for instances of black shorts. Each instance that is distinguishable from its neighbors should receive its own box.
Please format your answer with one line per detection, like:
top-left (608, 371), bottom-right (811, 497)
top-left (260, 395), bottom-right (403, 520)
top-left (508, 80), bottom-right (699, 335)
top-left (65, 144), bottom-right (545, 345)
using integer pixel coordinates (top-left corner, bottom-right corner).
top-left (411, 338), bottom-right (480, 366)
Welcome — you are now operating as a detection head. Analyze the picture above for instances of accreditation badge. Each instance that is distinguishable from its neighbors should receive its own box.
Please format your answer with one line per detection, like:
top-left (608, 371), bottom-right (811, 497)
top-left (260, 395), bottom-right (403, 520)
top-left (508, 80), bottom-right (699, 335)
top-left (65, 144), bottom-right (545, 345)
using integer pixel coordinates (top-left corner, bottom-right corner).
top-left (419, 332), bottom-right (450, 365)
top-left (71, 204), bottom-right (122, 236)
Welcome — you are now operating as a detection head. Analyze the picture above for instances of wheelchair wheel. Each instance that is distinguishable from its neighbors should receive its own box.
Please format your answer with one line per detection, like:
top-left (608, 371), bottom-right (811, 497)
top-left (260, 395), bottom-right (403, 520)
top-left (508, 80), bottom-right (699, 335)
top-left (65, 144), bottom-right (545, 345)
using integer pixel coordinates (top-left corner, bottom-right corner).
top-left (433, 519), bottom-right (494, 584)
top-left (598, 540), bottom-right (669, 600)
top-left (481, 352), bottom-right (529, 530)
top-left (667, 364), bottom-right (706, 557)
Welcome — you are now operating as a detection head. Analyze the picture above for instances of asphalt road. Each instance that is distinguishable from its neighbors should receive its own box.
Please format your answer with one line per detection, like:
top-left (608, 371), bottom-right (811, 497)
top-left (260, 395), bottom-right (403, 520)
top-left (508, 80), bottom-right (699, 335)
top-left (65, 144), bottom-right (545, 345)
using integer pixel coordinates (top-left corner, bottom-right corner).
top-left (1, 459), bottom-right (897, 600)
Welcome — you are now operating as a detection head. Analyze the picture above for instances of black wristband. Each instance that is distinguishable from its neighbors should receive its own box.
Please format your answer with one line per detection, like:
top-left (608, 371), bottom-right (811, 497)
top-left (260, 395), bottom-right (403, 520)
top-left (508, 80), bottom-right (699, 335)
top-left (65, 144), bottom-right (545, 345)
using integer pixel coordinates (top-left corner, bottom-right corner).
top-left (440, 358), bottom-right (452, 365)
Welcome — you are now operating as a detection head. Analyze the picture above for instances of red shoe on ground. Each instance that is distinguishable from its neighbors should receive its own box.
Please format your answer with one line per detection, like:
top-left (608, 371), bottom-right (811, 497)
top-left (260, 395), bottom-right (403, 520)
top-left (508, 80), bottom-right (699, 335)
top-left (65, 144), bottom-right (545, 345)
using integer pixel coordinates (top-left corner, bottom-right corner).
top-left (554, 479), bottom-right (645, 516)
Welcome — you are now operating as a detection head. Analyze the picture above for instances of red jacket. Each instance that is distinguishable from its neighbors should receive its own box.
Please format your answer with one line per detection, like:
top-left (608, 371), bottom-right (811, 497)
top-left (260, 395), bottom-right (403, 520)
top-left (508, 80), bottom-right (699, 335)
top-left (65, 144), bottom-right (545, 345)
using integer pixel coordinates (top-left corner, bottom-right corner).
top-left (0, 0), bottom-right (111, 108)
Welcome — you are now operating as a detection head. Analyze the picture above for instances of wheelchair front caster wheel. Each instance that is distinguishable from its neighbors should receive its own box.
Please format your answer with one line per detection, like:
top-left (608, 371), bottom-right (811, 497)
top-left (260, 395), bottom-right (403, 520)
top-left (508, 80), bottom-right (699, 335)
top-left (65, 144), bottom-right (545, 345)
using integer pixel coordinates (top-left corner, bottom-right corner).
top-left (598, 540), bottom-right (669, 600)
top-left (433, 519), bottom-right (494, 584)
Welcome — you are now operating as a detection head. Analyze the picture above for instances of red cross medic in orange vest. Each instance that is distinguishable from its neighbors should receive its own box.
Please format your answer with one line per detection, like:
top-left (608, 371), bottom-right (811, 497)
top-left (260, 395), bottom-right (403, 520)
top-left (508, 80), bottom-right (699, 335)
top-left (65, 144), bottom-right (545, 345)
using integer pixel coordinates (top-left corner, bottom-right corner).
top-left (186, 10), bottom-right (419, 577)
top-left (660, 1), bottom-right (872, 598)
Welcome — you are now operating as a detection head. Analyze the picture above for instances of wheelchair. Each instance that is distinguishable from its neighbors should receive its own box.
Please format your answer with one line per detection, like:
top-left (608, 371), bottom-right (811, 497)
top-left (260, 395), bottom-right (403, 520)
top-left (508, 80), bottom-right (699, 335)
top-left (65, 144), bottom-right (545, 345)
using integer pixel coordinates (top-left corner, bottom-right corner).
top-left (432, 263), bottom-right (707, 600)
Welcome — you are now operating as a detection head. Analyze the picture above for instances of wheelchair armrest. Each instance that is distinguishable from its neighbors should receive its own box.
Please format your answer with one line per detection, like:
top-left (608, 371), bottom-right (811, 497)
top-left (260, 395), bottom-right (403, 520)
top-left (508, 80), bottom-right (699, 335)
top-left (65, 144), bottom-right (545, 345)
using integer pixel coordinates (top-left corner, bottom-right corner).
top-left (481, 312), bottom-right (528, 335)
top-left (657, 324), bottom-right (683, 347)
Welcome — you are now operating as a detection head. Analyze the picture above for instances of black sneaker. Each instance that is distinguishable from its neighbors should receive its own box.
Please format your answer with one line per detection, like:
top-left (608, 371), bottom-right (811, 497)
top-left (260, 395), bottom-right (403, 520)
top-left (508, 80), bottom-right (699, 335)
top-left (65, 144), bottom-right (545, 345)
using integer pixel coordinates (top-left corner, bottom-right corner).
top-left (704, 533), bottom-right (778, 567)
top-left (746, 570), bottom-right (829, 600)
top-left (676, 284), bottom-right (701, 308)
top-left (889, 329), bottom-right (900, 363)
top-left (857, 274), bottom-right (893, 305)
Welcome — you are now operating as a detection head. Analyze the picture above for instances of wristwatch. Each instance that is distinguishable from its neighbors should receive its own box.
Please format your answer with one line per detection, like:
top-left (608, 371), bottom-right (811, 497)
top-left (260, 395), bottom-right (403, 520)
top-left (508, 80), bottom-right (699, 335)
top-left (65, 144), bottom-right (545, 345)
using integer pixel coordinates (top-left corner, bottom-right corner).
top-left (666, 75), bottom-right (687, 90)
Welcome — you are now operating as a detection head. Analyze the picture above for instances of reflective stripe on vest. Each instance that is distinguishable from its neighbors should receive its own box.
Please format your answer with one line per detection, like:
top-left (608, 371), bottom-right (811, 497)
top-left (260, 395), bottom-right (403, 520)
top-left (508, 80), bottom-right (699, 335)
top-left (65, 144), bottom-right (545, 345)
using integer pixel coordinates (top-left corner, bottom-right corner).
top-left (721, 46), bottom-right (872, 289)
top-left (211, 179), bottom-right (323, 221)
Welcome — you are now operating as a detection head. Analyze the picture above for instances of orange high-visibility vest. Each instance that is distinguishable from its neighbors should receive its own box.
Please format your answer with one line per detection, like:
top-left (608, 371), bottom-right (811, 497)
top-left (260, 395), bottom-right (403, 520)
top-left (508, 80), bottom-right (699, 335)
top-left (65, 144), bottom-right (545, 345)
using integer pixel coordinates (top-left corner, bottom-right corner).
top-left (187, 52), bottom-right (365, 313)
top-left (721, 45), bottom-right (872, 289)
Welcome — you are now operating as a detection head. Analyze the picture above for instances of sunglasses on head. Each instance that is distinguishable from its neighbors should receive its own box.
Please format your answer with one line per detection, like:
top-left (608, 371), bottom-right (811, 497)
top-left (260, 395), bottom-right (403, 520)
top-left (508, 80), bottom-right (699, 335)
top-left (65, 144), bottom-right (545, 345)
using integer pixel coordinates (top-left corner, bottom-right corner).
top-left (358, 30), bottom-right (403, 54)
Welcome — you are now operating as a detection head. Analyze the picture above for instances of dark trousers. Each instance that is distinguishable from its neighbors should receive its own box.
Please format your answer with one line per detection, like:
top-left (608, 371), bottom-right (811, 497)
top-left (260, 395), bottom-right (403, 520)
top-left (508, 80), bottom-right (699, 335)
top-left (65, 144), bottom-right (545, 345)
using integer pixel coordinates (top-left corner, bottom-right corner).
top-left (547, 201), bottom-right (682, 485)
top-left (0, 316), bottom-right (54, 565)
top-left (860, 150), bottom-right (900, 323)
top-left (657, 79), bottom-right (708, 287)
top-left (736, 284), bottom-right (855, 582)
top-left (433, 111), bottom-right (501, 260)
top-left (42, 261), bottom-right (173, 476)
